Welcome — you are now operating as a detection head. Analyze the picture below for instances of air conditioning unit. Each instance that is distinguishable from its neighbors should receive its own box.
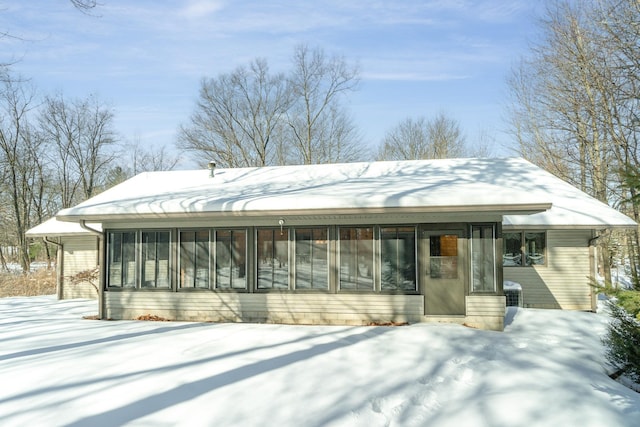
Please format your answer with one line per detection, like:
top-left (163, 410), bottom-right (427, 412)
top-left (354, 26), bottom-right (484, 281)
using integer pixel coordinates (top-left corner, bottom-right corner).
top-left (504, 281), bottom-right (523, 307)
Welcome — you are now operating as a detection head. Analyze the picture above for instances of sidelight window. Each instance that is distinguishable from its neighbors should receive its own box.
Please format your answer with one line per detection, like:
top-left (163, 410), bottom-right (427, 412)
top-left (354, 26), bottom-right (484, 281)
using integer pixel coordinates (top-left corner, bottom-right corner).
top-left (381, 227), bottom-right (416, 291)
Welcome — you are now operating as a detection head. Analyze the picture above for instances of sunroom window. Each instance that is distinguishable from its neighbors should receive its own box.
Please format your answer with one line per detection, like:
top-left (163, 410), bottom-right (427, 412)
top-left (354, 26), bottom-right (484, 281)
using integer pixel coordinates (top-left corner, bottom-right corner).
top-left (257, 228), bottom-right (289, 289)
top-left (107, 230), bottom-right (169, 289)
top-left (180, 230), bottom-right (210, 288)
top-left (295, 228), bottom-right (329, 290)
top-left (339, 227), bottom-right (374, 291)
top-left (107, 231), bottom-right (136, 288)
top-left (215, 229), bottom-right (247, 289)
top-left (141, 231), bottom-right (170, 288)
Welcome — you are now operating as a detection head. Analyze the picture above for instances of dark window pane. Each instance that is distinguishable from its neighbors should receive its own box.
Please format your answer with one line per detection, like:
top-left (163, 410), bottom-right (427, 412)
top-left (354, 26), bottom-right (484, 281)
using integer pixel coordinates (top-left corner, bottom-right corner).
top-left (525, 232), bottom-right (545, 265)
top-left (107, 231), bottom-right (137, 288)
top-left (503, 232), bottom-right (522, 266)
top-left (180, 230), bottom-right (210, 288)
top-left (257, 229), bottom-right (289, 289)
top-left (472, 225), bottom-right (495, 292)
top-left (142, 231), bottom-right (171, 288)
top-left (215, 230), bottom-right (247, 289)
top-left (295, 228), bottom-right (328, 290)
top-left (381, 227), bottom-right (416, 291)
top-left (339, 227), bottom-right (374, 291)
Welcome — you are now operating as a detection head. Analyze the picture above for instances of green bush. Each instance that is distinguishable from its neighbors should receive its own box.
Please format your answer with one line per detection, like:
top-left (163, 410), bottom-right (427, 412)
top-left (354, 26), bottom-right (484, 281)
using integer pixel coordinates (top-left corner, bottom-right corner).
top-left (616, 290), bottom-right (640, 320)
top-left (603, 301), bottom-right (640, 382)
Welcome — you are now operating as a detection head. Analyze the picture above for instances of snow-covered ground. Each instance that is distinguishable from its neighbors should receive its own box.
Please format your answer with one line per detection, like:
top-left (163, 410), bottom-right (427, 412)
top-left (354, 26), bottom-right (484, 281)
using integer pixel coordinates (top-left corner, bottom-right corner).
top-left (0, 296), bottom-right (638, 427)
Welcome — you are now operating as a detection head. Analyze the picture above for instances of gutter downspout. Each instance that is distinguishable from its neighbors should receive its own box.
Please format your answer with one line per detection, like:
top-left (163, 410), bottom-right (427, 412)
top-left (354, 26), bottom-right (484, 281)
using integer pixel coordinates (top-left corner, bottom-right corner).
top-left (588, 229), bottom-right (607, 312)
top-left (44, 237), bottom-right (64, 300)
top-left (80, 220), bottom-right (105, 319)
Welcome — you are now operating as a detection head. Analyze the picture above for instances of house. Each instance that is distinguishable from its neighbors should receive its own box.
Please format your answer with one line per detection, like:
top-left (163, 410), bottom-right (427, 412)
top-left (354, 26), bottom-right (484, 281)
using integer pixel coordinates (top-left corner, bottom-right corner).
top-left (45, 157), bottom-right (635, 330)
top-left (25, 218), bottom-right (101, 299)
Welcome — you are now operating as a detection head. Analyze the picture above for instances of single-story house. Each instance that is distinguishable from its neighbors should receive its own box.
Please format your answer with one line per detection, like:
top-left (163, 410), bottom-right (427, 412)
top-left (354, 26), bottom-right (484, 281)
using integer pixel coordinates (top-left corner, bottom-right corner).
top-left (25, 218), bottom-right (101, 299)
top-left (43, 157), bottom-right (635, 330)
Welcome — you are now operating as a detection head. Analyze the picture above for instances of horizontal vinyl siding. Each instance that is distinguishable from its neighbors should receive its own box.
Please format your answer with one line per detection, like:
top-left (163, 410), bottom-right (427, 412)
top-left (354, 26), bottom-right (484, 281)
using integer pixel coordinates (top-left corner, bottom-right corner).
top-left (61, 236), bottom-right (99, 300)
top-left (104, 291), bottom-right (424, 325)
top-left (503, 230), bottom-right (593, 310)
top-left (464, 295), bottom-right (506, 331)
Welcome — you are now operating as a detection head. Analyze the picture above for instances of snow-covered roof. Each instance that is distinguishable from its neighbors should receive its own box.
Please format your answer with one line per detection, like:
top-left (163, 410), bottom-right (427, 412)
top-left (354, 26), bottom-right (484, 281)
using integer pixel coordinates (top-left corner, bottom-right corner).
top-left (25, 217), bottom-right (102, 238)
top-left (55, 157), bottom-right (635, 229)
top-left (502, 159), bottom-right (637, 229)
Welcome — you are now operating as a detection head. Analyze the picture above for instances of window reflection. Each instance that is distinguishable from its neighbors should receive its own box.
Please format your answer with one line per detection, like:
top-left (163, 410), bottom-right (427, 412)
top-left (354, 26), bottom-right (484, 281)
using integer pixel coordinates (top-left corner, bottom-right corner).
top-left (257, 229), bottom-right (289, 289)
top-left (215, 230), bottom-right (247, 289)
top-left (339, 227), bottom-right (374, 290)
top-left (295, 228), bottom-right (328, 290)
top-left (381, 227), bottom-right (416, 291)
top-left (429, 234), bottom-right (458, 279)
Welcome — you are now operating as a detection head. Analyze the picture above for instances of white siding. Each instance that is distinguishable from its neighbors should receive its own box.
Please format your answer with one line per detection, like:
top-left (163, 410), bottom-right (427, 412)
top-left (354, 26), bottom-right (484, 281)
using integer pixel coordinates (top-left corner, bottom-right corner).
top-left (61, 236), bottom-right (99, 300)
top-left (104, 291), bottom-right (424, 325)
top-left (503, 229), bottom-right (593, 310)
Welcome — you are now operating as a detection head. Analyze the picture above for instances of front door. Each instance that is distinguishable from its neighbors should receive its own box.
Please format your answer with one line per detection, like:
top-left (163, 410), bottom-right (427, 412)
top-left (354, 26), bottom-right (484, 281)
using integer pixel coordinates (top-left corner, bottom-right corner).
top-left (421, 228), bottom-right (467, 315)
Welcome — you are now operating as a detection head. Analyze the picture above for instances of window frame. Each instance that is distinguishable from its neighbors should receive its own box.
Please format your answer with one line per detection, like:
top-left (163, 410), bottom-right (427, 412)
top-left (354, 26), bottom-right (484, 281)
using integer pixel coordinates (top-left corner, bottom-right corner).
top-left (140, 230), bottom-right (171, 289)
top-left (106, 229), bottom-right (171, 290)
top-left (337, 226), bottom-right (376, 292)
top-left (470, 224), bottom-right (497, 293)
top-left (256, 227), bottom-right (291, 291)
top-left (379, 226), bottom-right (418, 293)
top-left (178, 229), bottom-right (211, 290)
top-left (293, 227), bottom-right (330, 291)
top-left (214, 228), bottom-right (248, 291)
top-left (503, 230), bottom-right (547, 267)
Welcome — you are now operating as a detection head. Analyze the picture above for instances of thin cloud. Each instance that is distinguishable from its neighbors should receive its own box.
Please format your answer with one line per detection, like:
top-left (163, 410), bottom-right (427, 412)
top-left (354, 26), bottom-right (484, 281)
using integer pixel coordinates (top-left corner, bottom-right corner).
top-left (179, 0), bottom-right (225, 20)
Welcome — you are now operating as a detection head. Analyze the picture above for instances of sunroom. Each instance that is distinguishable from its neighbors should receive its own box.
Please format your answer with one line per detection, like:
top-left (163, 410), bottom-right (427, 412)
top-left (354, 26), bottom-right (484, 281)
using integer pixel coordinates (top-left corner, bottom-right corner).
top-left (52, 157), bottom-right (635, 330)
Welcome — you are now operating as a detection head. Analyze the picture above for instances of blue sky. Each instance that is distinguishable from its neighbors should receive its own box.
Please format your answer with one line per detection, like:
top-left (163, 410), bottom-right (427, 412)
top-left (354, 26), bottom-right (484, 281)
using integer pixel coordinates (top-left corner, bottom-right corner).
top-left (1, 0), bottom-right (542, 164)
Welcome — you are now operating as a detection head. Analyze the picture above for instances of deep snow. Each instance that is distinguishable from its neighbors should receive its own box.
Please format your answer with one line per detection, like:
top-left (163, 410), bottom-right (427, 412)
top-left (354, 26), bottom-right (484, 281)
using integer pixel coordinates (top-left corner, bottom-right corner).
top-left (0, 295), bottom-right (638, 426)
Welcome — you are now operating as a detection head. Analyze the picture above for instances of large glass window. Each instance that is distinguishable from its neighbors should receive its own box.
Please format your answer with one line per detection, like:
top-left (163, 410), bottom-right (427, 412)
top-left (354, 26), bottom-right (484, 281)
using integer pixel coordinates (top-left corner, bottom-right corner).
top-left (141, 231), bottom-right (170, 288)
top-left (215, 230), bottom-right (247, 289)
top-left (295, 228), bottom-right (329, 290)
top-left (429, 234), bottom-right (458, 279)
top-left (180, 230), bottom-right (210, 288)
top-left (381, 227), bottom-right (416, 291)
top-left (339, 227), bottom-right (374, 290)
top-left (257, 229), bottom-right (289, 289)
top-left (108, 231), bottom-right (136, 288)
top-left (471, 225), bottom-right (496, 292)
top-left (503, 231), bottom-right (546, 266)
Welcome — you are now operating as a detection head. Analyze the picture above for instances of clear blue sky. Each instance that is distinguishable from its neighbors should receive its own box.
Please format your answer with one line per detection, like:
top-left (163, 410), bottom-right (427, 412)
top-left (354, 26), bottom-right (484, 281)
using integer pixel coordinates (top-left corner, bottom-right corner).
top-left (1, 0), bottom-right (543, 165)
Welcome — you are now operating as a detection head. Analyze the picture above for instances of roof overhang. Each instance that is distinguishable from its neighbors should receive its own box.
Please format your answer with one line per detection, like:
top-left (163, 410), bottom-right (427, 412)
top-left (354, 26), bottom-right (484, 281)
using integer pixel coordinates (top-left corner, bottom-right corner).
top-left (25, 217), bottom-right (102, 238)
top-left (56, 203), bottom-right (552, 223)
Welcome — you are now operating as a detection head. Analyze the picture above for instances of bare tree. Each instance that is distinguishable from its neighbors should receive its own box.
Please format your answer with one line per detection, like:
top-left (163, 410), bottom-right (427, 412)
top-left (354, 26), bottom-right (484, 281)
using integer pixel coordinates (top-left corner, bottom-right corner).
top-left (179, 46), bottom-right (363, 167)
top-left (38, 93), bottom-right (117, 204)
top-left (286, 44), bottom-right (362, 164)
top-left (0, 77), bottom-right (42, 271)
top-left (178, 59), bottom-right (291, 168)
top-left (103, 139), bottom-right (180, 188)
top-left (377, 112), bottom-right (466, 161)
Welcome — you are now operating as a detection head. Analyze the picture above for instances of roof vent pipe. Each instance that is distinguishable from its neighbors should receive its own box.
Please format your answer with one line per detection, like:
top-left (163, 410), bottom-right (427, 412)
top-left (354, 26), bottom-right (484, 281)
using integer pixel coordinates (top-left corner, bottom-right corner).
top-left (208, 160), bottom-right (216, 178)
